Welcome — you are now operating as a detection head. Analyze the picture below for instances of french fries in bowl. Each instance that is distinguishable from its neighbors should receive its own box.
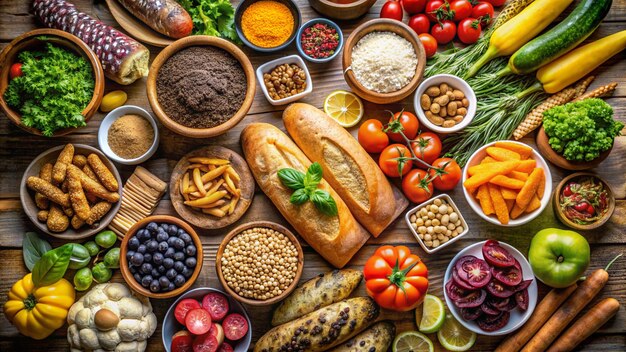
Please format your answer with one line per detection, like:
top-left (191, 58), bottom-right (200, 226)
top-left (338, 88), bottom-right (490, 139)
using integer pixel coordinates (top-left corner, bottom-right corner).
top-left (462, 141), bottom-right (552, 227)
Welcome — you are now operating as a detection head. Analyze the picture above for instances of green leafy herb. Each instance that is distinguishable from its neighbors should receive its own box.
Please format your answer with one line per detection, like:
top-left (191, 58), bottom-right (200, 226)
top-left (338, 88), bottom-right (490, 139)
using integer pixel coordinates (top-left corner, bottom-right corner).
top-left (22, 232), bottom-right (52, 271)
top-left (32, 243), bottom-right (73, 287)
top-left (4, 41), bottom-right (94, 136)
top-left (278, 162), bottom-right (338, 216)
top-left (178, 0), bottom-right (240, 43)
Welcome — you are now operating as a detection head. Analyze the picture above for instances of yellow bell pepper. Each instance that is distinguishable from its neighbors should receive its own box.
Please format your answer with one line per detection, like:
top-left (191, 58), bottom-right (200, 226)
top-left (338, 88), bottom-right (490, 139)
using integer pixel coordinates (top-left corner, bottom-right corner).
top-left (3, 273), bottom-right (75, 340)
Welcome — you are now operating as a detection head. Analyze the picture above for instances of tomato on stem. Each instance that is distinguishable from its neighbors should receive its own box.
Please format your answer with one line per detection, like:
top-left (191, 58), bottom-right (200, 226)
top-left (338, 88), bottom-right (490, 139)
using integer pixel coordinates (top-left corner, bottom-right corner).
top-left (425, 0), bottom-right (448, 22)
top-left (471, 2), bottom-right (494, 26)
top-left (419, 33), bottom-right (438, 58)
top-left (402, 169), bottom-right (434, 203)
top-left (380, 0), bottom-right (404, 21)
top-left (379, 144), bottom-right (413, 178)
top-left (411, 132), bottom-right (442, 167)
top-left (358, 119), bottom-right (389, 153)
top-left (386, 111), bottom-right (419, 142)
top-left (449, 0), bottom-right (472, 21)
top-left (429, 157), bottom-right (461, 191)
top-left (431, 20), bottom-right (456, 44)
top-left (364, 245), bottom-right (429, 311)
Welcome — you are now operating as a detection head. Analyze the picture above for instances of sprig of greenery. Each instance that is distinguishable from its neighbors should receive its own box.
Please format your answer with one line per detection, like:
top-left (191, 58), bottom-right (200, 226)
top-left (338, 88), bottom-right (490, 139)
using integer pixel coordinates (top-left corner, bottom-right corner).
top-left (277, 162), bottom-right (338, 217)
top-left (178, 0), bottom-right (240, 43)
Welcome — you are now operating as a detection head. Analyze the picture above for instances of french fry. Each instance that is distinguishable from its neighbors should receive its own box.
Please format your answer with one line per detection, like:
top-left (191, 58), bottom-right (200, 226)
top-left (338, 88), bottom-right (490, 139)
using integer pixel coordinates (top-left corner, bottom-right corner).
top-left (229, 196), bottom-right (239, 214)
top-left (510, 204), bottom-right (526, 219)
top-left (489, 175), bottom-right (526, 190)
top-left (202, 208), bottom-right (226, 217)
top-left (226, 166), bottom-right (241, 182)
top-left (184, 190), bottom-right (228, 207)
top-left (52, 144), bottom-right (74, 184)
top-left (67, 169), bottom-right (91, 221)
top-left (516, 160), bottom-right (536, 173)
top-left (208, 164), bottom-right (216, 171)
top-left (207, 179), bottom-right (224, 195)
top-left (88, 154), bottom-right (119, 192)
top-left (192, 200), bottom-right (227, 209)
top-left (188, 157), bottom-right (230, 165)
top-left (464, 161), bottom-right (521, 191)
top-left (26, 176), bottom-right (70, 207)
top-left (224, 174), bottom-right (240, 196)
top-left (487, 147), bottom-right (521, 161)
top-left (516, 168), bottom-right (544, 210)
top-left (200, 165), bottom-right (229, 183)
top-left (537, 174), bottom-right (546, 199)
top-left (488, 184), bottom-right (510, 224)
top-left (181, 172), bottom-right (189, 195)
top-left (505, 199), bottom-right (515, 212)
top-left (508, 171), bottom-right (529, 182)
top-left (494, 141), bottom-right (533, 160)
top-left (219, 202), bottom-right (231, 213)
top-left (477, 184), bottom-right (495, 215)
top-left (525, 194), bottom-right (542, 213)
top-left (501, 187), bottom-right (518, 200)
top-left (192, 168), bottom-right (206, 196)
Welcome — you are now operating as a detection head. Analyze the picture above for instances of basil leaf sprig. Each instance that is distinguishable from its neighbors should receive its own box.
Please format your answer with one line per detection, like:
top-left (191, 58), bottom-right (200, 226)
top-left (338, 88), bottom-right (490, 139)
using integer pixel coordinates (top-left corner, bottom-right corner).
top-left (278, 162), bottom-right (338, 216)
top-left (22, 232), bottom-right (52, 272)
top-left (32, 243), bottom-right (73, 287)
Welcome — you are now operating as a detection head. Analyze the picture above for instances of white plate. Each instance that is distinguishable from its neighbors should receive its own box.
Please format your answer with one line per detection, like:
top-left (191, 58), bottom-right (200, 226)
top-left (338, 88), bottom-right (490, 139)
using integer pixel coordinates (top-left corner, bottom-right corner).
top-left (443, 240), bottom-right (538, 336)
top-left (256, 55), bottom-right (313, 106)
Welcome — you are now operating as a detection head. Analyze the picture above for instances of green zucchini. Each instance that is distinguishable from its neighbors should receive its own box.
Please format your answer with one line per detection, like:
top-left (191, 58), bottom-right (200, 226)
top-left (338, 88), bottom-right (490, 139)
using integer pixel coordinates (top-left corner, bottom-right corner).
top-left (505, 0), bottom-right (612, 75)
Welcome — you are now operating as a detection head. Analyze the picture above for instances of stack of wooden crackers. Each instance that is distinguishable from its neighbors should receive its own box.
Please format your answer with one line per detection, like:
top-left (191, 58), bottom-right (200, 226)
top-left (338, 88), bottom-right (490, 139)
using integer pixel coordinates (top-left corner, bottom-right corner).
top-left (109, 166), bottom-right (167, 239)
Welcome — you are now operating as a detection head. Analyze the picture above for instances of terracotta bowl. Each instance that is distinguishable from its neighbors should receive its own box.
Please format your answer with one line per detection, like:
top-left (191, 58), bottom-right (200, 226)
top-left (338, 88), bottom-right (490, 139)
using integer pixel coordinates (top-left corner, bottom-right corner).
top-left (120, 215), bottom-right (204, 299)
top-left (553, 172), bottom-right (615, 230)
top-left (342, 19), bottom-right (426, 104)
top-left (20, 144), bottom-right (122, 240)
top-left (146, 35), bottom-right (255, 138)
top-left (215, 221), bottom-right (304, 306)
top-left (536, 126), bottom-right (612, 170)
top-left (169, 146), bottom-right (255, 230)
top-left (308, 0), bottom-right (377, 20)
top-left (0, 29), bottom-right (104, 136)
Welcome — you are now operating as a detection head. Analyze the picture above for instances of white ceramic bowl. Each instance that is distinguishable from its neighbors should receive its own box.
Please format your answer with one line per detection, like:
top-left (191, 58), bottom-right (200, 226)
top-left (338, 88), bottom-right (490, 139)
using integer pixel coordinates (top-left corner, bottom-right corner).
top-left (405, 194), bottom-right (469, 254)
top-left (443, 240), bottom-right (538, 336)
top-left (413, 74), bottom-right (476, 134)
top-left (462, 140), bottom-right (552, 227)
top-left (256, 54), bottom-right (313, 106)
top-left (98, 105), bottom-right (159, 165)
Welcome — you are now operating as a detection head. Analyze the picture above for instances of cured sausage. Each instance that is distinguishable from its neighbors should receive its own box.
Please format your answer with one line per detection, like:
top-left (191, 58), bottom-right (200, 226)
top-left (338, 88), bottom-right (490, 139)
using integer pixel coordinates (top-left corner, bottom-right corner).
top-left (117, 0), bottom-right (193, 38)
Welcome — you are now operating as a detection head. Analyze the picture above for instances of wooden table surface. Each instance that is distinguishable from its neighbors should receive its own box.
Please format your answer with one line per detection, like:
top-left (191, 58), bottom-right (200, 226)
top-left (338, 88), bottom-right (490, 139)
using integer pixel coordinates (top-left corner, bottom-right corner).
top-left (1, 0), bottom-right (625, 351)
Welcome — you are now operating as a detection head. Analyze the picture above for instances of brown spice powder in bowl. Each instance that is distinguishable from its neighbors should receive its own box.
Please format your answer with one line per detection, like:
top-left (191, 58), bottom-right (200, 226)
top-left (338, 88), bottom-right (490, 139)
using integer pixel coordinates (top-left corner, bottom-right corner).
top-left (156, 46), bottom-right (247, 129)
top-left (108, 114), bottom-right (154, 159)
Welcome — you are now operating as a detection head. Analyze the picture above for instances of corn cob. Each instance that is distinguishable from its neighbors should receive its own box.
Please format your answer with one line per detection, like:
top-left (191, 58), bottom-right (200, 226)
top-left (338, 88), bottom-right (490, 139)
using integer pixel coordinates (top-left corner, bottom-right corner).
top-left (574, 76), bottom-right (595, 98)
top-left (493, 0), bottom-right (537, 29)
top-left (572, 82), bottom-right (618, 102)
top-left (513, 87), bottom-right (576, 140)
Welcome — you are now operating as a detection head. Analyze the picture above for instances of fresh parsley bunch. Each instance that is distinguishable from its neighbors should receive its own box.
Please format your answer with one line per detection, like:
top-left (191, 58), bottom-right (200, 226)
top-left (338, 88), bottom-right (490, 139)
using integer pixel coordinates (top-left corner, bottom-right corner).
top-left (278, 162), bottom-right (338, 216)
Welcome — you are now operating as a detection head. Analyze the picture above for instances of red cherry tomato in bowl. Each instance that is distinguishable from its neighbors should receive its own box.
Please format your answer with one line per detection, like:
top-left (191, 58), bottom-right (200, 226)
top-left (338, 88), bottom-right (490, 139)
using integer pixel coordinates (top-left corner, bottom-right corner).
top-left (429, 157), bottom-right (461, 191)
top-left (449, 0), bottom-right (472, 21)
top-left (9, 63), bottom-right (23, 80)
top-left (381, 0), bottom-right (404, 21)
top-left (222, 313), bottom-right (249, 341)
top-left (457, 17), bottom-right (482, 44)
top-left (409, 14), bottom-right (431, 35)
top-left (175, 298), bottom-right (201, 325)
top-left (387, 111), bottom-right (419, 142)
top-left (185, 308), bottom-right (212, 335)
top-left (472, 1), bottom-right (495, 26)
top-left (379, 144), bottom-right (413, 178)
top-left (402, 0), bottom-right (427, 14)
top-left (402, 169), bottom-right (434, 203)
top-left (430, 20), bottom-right (456, 44)
top-left (419, 33), bottom-right (438, 58)
top-left (411, 132), bottom-right (442, 167)
top-left (358, 119), bottom-right (389, 153)
top-left (425, 0), bottom-right (446, 22)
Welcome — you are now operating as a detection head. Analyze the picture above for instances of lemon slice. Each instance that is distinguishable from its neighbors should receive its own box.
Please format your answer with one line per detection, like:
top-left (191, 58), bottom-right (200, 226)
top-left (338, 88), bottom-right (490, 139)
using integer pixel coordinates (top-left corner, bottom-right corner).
top-left (323, 90), bottom-right (364, 128)
top-left (393, 331), bottom-right (434, 352)
top-left (437, 314), bottom-right (477, 352)
top-left (417, 294), bottom-right (446, 334)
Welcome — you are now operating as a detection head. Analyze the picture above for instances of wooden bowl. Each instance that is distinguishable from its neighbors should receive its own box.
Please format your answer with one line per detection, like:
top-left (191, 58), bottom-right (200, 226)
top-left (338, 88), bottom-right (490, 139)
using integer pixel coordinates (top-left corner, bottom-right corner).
top-left (536, 126), bottom-right (612, 170)
top-left (169, 146), bottom-right (255, 229)
top-left (308, 0), bottom-right (377, 20)
top-left (120, 215), bottom-right (204, 299)
top-left (215, 221), bottom-right (304, 306)
top-left (0, 29), bottom-right (104, 136)
top-left (553, 172), bottom-right (616, 230)
top-left (342, 19), bottom-right (426, 104)
top-left (19, 144), bottom-right (122, 239)
top-left (146, 36), bottom-right (255, 138)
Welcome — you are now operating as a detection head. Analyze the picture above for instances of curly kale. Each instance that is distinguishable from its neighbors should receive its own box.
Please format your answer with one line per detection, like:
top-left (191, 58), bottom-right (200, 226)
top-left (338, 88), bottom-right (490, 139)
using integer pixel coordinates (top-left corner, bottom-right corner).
top-left (543, 98), bottom-right (623, 162)
top-left (4, 42), bottom-right (93, 136)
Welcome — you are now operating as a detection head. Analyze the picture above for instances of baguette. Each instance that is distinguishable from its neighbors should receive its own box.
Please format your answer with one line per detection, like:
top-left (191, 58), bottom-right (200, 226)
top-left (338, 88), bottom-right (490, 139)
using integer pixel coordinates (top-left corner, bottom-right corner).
top-left (272, 269), bottom-right (363, 326)
top-left (254, 297), bottom-right (379, 352)
top-left (328, 321), bottom-right (395, 352)
top-left (241, 123), bottom-right (369, 268)
top-left (283, 103), bottom-right (399, 237)
top-left (116, 0), bottom-right (193, 38)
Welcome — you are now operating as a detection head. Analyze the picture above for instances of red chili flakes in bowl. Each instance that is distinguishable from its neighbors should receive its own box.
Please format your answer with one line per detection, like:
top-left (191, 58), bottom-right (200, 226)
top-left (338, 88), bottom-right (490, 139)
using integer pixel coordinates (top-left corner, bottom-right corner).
top-left (300, 23), bottom-right (340, 59)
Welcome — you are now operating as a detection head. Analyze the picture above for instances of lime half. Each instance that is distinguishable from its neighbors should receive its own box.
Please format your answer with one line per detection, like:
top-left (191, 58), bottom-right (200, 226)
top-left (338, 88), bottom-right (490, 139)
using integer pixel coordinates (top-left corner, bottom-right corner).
top-left (437, 314), bottom-right (477, 351)
top-left (417, 294), bottom-right (446, 334)
top-left (393, 331), bottom-right (434, 352)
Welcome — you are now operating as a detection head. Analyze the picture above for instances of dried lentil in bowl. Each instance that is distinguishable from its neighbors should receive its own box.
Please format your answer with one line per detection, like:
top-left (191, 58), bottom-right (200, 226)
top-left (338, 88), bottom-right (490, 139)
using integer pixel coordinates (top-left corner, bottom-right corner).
top-left (221, 227), bottom-right (298, 300)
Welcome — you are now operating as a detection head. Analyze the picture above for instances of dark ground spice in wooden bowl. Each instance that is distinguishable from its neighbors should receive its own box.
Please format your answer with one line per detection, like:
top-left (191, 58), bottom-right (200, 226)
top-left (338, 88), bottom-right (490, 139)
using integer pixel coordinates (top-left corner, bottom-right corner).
top-left (156, 46), bottom-right (247, 129)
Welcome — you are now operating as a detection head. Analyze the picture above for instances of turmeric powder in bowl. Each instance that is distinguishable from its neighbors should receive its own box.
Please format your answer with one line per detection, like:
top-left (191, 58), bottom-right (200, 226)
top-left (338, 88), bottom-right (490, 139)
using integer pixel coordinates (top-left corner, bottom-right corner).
top-left (241, 1), bottom-right (294, 48)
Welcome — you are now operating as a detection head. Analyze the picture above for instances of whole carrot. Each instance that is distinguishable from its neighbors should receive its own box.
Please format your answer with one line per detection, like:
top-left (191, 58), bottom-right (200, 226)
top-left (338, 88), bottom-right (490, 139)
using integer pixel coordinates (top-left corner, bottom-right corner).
top-left (521, 254), bottom-right (622, 352)
top-left (494, 284), bottom-right (578, 352)
top-left (546, 297), bottom-right (620, 352)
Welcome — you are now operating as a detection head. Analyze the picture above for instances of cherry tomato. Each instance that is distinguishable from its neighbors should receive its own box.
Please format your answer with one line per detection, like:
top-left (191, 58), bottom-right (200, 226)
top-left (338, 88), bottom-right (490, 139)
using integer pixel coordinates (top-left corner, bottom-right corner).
top-left (387, 111), bottom-right (419, 142)
top-left (402, 0), bottom-right (427, 14)
top-left (175, 298), bottom-right (202, 325)
top-left (9, 63), bottom-right (23, 80)
top-left (429, 157), bottom-right (461, 191)
top-left (457, 17), bottom-right (482, 44)
top-left (358, 119), bottom-right (389, 153)
top-left (208, 323), bottom-right (224, 345)
top-left (185, 308), bottom-right (212, 335)
top-left (485, 0), bottom-right (506, 7)
top-left (402, 169), bottom-right (434, 203)
top-left (381, 0), bottom-right (404, 21)
top-left (431, 20), bottom-right (456, 44)
top-left (202, 292), bottom-right (229, 322)
top-left (563, 184), bottom-right (573, 197)
top-left (471, 2), bottom-right (495, 26)
top-left (409, 14), bottom-right (431, 35)
top-left (217, 343), bottom-right (234, 352)
top-left (425, 0), bottom-right (446, 22)
top-left (379, 144), bottom-right (413, 178)
top-left (171, 331), bottom-right (193, 352)
top-left (449, 0), bottom-right (472, 21)
top-left (574, 202), bottom-right (590, 212)
top-left (222, 313), bottom-right (249, 341)
top-left (586, 203), bottom-right (595, 215)
top-left (192, 333), bottom-right (219, 352)
top-left (419, 33), bottom-right (438, 58)
top-left (411, 132), bottom-right (441, 167)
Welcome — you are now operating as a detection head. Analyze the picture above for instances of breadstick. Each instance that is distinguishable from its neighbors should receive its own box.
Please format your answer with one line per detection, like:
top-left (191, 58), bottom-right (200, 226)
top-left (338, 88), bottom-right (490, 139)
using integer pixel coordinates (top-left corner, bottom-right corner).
top-left (52, 144), bottom-right (74, 184)
top-left (67, 164), bottom-right (120, 203)
top-left (87, 154), bottom-right (119, 192)
top-left (85, 201), bottom-right (112, 225)
top-left (67, 169), bottom-right (91, 220)
top-left (35, 163), bottom-right (53, 210)
top-left (47, 205), bottom-right (69, 232)
top-left (72, 154), bottom-right (87, 168)
top-left (26, 176), bottom-right (70, 207)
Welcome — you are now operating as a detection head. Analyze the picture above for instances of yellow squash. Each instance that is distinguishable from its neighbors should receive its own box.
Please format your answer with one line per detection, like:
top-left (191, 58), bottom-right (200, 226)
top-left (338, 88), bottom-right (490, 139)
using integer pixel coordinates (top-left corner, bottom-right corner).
top-left (466, 0), bottom-right (574, 78)
top-left (4, 273), bottom-right (75, 340)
